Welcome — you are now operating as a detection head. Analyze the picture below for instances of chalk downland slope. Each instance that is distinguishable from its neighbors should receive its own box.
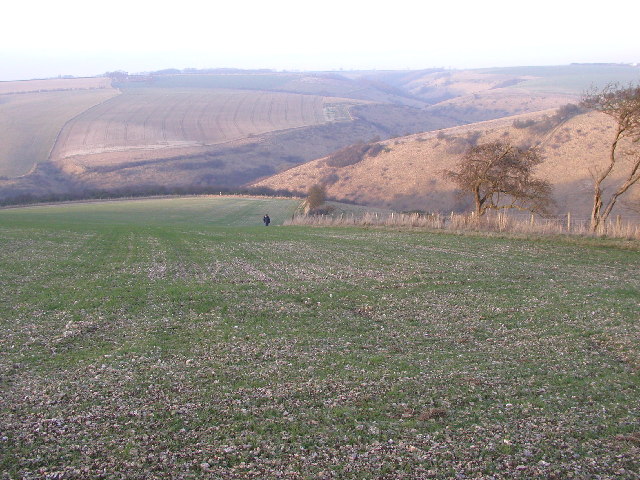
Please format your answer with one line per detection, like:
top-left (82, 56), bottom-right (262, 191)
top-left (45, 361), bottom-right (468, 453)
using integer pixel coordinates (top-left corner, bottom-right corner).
top-left (3, 65), bottom-right (640, 203)
top-left (49, 89), bottom-right (360, 169)
top-left (252, 110), bottom-right (640, 219)
top-left (0, 83), bottom-right (118, 177)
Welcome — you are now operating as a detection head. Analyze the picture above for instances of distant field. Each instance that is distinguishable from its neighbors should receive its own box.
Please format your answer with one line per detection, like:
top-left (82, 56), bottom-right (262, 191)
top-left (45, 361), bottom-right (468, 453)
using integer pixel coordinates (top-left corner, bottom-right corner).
top-left (124, 73), bottom-right (300, 91)
top-left (0, 196), bottom-right (300, 227)
top-left (0, 77), bottom-right (112, 95)
top-left (400, 65), bottom-right (640, 117)
top-left (120, 73), bottom-right (399, 103)
top-left (0, 197), bottom-right (638, 478)
top-left (0, 89), bottom-right (119, 177)
top-left (480, 64), bottom-right (640, 95)
top-left (50, 88), bottom-right (352, 163)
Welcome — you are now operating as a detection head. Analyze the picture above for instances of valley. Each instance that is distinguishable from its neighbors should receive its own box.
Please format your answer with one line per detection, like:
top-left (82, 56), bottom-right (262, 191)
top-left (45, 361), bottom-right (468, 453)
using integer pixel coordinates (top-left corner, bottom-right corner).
top-left (1, 64), bottom-right (639, 221)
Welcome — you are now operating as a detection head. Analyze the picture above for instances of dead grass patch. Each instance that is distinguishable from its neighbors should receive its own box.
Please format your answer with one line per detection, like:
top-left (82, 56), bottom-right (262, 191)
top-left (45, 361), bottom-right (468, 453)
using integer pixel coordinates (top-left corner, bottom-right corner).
top-left (418, 408), bottom-right (449, 421)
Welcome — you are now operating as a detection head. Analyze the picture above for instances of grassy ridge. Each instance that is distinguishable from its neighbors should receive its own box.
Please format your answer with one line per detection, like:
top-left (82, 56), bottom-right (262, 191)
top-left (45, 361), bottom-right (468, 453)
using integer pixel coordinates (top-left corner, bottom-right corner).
top-left (0, 198), bottom-right (638, 479)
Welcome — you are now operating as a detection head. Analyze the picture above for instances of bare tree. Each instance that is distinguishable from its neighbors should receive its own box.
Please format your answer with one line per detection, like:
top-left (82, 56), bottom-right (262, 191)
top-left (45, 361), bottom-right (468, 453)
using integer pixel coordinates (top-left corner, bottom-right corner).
top-left (581, 83), bottom-right (640, 231)
top-left (444, 141), bottom-right (552, 217)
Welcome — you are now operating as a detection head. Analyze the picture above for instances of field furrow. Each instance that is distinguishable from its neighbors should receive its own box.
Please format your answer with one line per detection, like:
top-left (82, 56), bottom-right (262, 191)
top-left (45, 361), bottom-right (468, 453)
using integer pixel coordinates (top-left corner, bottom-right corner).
top-left (210, 94), bottom-right (233, 143)
top-left (122, 101), bottom-right (150, 144)
top-left (177, 94), bottom-right (192, 141)
top-left (314, 95), bottom-right (325, 123)
top-left (129, 94), bottom-right (164, 144)
top-left (249, 93), bottom-right (260, 134)
top-left (48, 88), bottom-right (356, 167)
top-left (194, 95), bottom-right (217, 141)
top-left (0, 197), bottom-right (638, 479)
top-left (214, 92), bottom-right (239, 141)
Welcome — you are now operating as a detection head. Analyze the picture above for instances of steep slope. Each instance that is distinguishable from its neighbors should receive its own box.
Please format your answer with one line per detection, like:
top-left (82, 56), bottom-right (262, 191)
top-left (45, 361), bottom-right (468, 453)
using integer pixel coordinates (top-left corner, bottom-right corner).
top-left (0, 86), bottom-right (118, 177)
top-left (3, 66), bottom-right (639, 205)
top-left (252, 110), bottom-right (640, 220)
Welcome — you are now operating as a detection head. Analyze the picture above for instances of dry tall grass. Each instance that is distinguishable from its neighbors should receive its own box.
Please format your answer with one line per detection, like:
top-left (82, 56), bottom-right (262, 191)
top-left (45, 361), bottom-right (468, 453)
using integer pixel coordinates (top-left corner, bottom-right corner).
top-left (286, 211), bottom-right (640, 241)
top-left (254, 110), bottom-right (640, 218)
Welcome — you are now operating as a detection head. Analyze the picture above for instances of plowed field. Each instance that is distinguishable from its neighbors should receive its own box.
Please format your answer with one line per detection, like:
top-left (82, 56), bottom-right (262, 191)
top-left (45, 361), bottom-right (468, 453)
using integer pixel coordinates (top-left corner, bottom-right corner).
top-left (0, 77), bottom-right (111, 95)
top-left (50, 89), bottom-right (342, 161)
top-left (0, 89), bottom-right (119, 177)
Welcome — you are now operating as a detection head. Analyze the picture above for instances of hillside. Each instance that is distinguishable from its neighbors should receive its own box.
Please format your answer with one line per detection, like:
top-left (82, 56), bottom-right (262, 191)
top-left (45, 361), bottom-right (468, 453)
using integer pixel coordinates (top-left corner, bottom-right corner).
top-left (375, 64), bottom-right (640, 123)
top-left (0, 72), bottom-right (456, 202)
top-left (380, 64), bottom-right (640, 102)
top-left (0, 77), bottom-right (111, 95)
top-left (0, 81), bottom-right (118, 177)
top-left (1, 65), bottom-right (639, 204)
top-left (252, 109), bottom-right (640, 220)
top-left (49, 89), bottom-right (360, 172)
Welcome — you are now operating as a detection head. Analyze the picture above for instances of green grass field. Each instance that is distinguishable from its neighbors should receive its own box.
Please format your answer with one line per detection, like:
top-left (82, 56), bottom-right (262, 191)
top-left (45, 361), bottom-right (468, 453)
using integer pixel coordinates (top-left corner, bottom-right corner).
top-left (481, 64), bottom-right (640, 95)
top-left (0, 196), bottom-right (298, 228)
top-left (0, 197), bottom-right (638, 479)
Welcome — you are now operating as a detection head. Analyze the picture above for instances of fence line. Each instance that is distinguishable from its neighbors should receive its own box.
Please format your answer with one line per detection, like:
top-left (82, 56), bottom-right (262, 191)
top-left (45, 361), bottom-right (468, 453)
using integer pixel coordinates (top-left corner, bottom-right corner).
top-left (286, 211), bottom-right (640, 240)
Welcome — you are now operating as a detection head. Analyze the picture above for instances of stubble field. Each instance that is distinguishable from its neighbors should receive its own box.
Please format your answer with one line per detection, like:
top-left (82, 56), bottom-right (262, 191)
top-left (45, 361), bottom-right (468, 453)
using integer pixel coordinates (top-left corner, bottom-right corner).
top-left (0, 197), bottom-right (638, 479)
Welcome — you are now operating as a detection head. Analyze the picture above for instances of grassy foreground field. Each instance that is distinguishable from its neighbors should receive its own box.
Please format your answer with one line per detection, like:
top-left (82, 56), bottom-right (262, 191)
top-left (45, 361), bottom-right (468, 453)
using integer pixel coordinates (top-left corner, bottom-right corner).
top-left (0, 197), bottom-right (638, 479)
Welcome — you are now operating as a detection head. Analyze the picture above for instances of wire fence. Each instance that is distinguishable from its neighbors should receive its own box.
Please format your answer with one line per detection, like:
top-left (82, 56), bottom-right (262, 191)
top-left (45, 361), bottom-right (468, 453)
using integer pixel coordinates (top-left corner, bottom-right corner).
top-left (286, 210), bottom-right (640, 240)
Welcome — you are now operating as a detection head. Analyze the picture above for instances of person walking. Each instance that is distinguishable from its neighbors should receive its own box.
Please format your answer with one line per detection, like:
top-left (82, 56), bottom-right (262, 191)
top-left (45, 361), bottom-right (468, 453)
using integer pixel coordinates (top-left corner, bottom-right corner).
top-left (263, 214), bottom-right (271, 226)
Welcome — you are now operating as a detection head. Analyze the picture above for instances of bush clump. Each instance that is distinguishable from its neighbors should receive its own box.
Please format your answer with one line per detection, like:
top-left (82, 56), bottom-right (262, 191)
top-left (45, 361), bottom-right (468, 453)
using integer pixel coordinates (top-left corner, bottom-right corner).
top-left (325, 140), bottom-right (387, 168)
top-left (513, 103), bottom-right (585, 133)
top-left (445, 130), bottom-right (483, 154)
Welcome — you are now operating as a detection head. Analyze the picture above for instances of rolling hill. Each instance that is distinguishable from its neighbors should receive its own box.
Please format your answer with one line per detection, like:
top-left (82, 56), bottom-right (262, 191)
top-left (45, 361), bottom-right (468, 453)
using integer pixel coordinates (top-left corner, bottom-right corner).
top-left (0, 79), bottom-right (118, 177)
top-left (1, 65), bottom-right (638, 205)
top-left (252, 108), bottom-right (640, 221)
top-left (49, 88), bottom-right (356, 170)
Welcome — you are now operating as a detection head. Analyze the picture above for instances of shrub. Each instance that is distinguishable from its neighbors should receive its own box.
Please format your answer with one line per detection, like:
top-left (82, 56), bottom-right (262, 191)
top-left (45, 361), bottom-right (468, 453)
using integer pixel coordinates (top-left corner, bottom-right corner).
top-left (305, 184), bottom-right (327, 212)
top-left (366, 143), bottom-right (385, 157)
top-left (513, 118), bottom-right (536, 129)
top-left (445, 131), bottom-right (482, 154)
top-left (325, 143), bottom-right (369, 167)
top-left (321, 173), bottom-right (340, 185)
top-left (325, 140), bottom-right (387, 168)
top-left (556, 103), bottom-right (583, 120)
top-left (307, 205), bottom-right (335, 216)
top-left (514, 103), bottom-right (585, 134)
top-left (465, 130), bottom-right (482, 146)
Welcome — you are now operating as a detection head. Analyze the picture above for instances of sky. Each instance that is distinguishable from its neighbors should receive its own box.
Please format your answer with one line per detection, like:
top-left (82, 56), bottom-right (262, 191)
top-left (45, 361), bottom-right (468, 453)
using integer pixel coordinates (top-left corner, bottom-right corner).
top-left (1, 0), bottom-right (639, 81)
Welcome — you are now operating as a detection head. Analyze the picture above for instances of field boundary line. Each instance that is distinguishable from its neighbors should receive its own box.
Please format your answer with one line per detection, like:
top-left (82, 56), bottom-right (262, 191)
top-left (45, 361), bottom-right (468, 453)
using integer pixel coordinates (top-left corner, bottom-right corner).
top-left (46, 88), bottom-right (122, 164)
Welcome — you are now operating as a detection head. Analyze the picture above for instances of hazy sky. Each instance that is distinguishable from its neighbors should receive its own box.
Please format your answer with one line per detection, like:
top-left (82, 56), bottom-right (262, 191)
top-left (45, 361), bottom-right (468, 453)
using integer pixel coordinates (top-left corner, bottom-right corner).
top-left (1, 0), bottom-right (639, 81)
